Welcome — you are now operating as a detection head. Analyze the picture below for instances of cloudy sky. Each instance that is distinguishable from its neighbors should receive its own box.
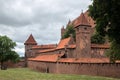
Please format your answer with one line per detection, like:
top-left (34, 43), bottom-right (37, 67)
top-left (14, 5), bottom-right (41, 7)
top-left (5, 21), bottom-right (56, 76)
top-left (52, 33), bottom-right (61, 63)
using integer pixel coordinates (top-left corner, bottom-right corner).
top-left (0, 0), bottom-right (92, 57)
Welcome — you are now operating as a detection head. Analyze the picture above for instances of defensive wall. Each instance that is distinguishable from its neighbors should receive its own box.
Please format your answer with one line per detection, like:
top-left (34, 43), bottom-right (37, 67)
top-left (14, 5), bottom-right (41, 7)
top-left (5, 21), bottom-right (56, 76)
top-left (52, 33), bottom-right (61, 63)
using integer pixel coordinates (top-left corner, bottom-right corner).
top-left (28, 60), bottom-right (120, 78)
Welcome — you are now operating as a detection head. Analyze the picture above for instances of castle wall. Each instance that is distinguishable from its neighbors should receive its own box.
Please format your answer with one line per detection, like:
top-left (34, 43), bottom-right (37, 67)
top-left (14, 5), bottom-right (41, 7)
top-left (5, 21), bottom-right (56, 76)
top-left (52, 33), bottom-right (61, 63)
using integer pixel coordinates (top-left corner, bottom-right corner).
top-left (67, 49), bottom-right (76, 58)
top-left (2, 60), bottom-right (26, 68)
top-left (28, 60), bottom-right (120, 78)
top-left (91, 48), bottom-right (108, 58)
top-left (75, 26), bottom-right (91, 58)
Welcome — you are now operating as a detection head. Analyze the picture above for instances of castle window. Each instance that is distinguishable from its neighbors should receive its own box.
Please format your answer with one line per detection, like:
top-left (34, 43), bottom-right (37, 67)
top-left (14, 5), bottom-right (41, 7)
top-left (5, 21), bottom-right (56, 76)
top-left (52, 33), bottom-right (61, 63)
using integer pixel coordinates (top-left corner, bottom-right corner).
top-left (85, 36), bottom-right (87, 39)
top-left (84, 27), bottom-right (87, 30)
top-left (77, 28), bottom-right (79, 32)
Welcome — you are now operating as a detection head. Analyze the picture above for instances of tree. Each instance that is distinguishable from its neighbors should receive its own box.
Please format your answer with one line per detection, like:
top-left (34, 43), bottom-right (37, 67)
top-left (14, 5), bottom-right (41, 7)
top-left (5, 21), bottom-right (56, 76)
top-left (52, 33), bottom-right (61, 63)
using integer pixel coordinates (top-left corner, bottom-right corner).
top-left (89, 0), bottom-right (120, 62)
top-left (0, 35), bottom-right (19, 70)
top-left (91, 32), bottom-right (105, 44)
top-left (62, 25), bottom-right (75, 40)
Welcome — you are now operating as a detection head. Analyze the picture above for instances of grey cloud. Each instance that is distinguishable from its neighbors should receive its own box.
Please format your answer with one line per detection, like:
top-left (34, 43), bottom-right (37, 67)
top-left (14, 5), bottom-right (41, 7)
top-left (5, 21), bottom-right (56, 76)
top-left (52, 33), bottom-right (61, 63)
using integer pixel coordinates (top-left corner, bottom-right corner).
top-left (0, 0), bottom-right (92, 56)
top-left (0, 0), bottom-right (33, 26)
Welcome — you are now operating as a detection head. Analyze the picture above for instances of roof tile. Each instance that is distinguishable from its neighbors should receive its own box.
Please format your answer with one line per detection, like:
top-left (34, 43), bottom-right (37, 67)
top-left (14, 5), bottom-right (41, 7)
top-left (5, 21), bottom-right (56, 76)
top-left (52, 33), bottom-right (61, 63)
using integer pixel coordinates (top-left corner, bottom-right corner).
top-left (29, 53), bottom-right (64, 62)
top-left (24, 34), bottom-right (37, 45)
top-left (56, 37), bottom-right (71, 49)
top-left (84, 10), bottom-right (95, 28)
top-left (74, 12), bottom-right (90, 28)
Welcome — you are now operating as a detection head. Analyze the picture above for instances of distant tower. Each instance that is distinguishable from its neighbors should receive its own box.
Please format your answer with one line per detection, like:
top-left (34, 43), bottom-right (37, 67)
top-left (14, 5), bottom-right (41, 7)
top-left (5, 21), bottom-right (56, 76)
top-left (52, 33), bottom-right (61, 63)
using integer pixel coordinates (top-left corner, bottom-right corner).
top-left (24, 34), bottom-right (37, 66)
top-left (61, 26), bottom-right (65, 39)
top-left (74, 12), bottom-right (91, 58)
top-left (67, 19), bottom-right (71, 27)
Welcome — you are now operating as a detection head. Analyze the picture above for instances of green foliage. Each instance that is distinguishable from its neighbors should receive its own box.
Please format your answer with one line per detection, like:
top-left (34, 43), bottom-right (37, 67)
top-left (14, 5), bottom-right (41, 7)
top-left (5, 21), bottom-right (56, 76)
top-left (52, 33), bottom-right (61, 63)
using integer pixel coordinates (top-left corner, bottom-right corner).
top-left (91, 33), bottom-right (105, 44)
top-left (0, 68), bottom-right (119, 80)
top-left (89, 0), bottom-right (120, 62)
top-left (62, 25), bottom-right (75, 40)
top-left (106, 41), bottom-right (120, 63)
top-left (0, 35), bottom-right (20, 69)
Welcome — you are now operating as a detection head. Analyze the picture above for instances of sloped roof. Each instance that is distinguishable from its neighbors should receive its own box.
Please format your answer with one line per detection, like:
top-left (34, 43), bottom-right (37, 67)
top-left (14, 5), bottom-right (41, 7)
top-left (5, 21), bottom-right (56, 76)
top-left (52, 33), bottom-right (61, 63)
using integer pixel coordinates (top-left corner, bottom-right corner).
top-left (38, 49), bottom-right (56, 53)
top-left (36, 37), bottom-right (76, 53)
top-left (29, 54), bottom-right (58, 62)
top-left (24, 34), bottom-right (37, 45)
top-left (68, 44), bottom-right (76, 49)
top-left (29, 55), bottom-right (111, 63)
top-left (56, 37), bottom-right (71, 49)
top-left (84, 10), bottom-right (95, 28)
top-left (74, 12), bottom-right (91, 28)
top-left (29, 53), bottom-right (64, 62)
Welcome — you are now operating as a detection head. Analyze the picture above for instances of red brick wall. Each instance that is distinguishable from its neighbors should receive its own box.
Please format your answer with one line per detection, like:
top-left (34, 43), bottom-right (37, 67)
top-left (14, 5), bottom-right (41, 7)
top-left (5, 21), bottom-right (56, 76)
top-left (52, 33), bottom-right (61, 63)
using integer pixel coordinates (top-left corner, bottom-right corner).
top-left (91, 48), bottom-right (108, 58)
top-left (28, 60), bottom-right (120, 78)
top-left (3, 60), bottom-right (25, 68)
top-left (75, 26), bottom-right (91, 58)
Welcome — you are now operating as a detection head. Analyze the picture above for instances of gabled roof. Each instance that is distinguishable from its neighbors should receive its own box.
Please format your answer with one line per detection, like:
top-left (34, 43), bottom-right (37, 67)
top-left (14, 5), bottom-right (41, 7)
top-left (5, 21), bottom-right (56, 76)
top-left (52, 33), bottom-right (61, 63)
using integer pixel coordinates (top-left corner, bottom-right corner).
top-left (24, 34), bottom-right (37, 45)
top-left (73, 12), bottom-right (91, 28)
top-left (56, 37), bottom-right (71, 49)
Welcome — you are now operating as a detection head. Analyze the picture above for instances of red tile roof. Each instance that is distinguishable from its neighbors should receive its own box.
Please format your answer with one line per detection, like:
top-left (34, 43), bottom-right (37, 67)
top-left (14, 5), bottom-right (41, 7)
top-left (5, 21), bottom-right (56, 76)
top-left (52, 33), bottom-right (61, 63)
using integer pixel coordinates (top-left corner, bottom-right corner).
top-left (68, 44), bottom-right (76, 48)
top-left (91, 44), bottom-right (110, 49)
top-left (29, 55), bottom-right (111, 63)
top-left (38, 49), bottom-right (56, 53)
top-left (32, 44), bottom-right (57, 49)
top-left (73, 12), bottom-right (91, 28)
top-left (29, 53), bottom-right (64, 62)
top-left (58, 58), bottom-right (75, 63)
top-left (84, 10), bottom-right (95, 28)
top-left (56, 37), bottom-right (71, 49)
top-left (24, 34), bottom-right (37, 45)
top-left (37, 37), bottom-right (75, 53)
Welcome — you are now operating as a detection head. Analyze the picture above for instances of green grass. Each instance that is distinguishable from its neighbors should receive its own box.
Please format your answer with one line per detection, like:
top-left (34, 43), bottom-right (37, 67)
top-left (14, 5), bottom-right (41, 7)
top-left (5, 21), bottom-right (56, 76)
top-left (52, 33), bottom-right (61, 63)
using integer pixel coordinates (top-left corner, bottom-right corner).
top-left (0, 68), bottom-right (119, 80)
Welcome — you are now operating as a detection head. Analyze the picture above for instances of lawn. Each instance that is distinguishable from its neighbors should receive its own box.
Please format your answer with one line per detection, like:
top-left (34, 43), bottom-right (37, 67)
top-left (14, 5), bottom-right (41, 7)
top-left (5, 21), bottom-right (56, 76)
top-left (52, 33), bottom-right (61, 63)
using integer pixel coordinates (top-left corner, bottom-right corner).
top-left (0, 68), bottom-right (119, 80)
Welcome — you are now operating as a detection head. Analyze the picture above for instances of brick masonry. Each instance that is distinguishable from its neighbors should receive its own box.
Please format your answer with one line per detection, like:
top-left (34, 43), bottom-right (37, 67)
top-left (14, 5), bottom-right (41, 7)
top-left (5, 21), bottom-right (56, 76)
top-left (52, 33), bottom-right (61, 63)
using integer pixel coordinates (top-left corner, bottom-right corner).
top-left (28, 60), bottom-right (120, 78)
top-left (28, 61), bottom-right (120, 78)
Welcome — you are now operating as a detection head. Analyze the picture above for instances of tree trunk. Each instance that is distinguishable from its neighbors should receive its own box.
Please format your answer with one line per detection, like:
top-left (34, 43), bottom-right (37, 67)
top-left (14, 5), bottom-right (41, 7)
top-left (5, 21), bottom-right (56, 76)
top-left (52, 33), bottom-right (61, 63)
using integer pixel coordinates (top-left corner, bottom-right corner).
top-left (1, 61), bottom-right (3, 70)
top-left (1, 61), bottom-right (7, 70)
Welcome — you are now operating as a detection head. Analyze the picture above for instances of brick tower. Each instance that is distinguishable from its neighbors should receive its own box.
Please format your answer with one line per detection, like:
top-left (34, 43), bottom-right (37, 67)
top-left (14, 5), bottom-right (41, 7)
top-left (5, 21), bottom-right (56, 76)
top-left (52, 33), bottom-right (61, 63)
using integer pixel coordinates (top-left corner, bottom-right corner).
top-left (74, 12), bottom-right (91, 58)
top-left (24, 34), bottom-right (37, 66)
top-left (66, 19), bottom-right (71, 27)
top-left (61, 26), bottom-right (65, 39)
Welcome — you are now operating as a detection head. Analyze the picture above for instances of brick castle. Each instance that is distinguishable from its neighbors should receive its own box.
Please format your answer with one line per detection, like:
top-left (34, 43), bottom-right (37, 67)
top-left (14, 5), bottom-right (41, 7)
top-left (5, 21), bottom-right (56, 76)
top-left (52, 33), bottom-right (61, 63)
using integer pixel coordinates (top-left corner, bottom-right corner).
top-left (24, 11), bottom-right (120, 78)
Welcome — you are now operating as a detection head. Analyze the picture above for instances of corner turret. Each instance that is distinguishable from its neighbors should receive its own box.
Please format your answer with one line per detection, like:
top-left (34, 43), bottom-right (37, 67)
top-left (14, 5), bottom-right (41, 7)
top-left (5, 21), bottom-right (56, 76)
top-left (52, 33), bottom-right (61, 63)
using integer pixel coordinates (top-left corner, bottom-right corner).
top-left (61, 26), bottom-right (65, 39)
top-left (24, 34), bottom-right (37, 66)
top-left (74, 12), bottom-right (91, 58)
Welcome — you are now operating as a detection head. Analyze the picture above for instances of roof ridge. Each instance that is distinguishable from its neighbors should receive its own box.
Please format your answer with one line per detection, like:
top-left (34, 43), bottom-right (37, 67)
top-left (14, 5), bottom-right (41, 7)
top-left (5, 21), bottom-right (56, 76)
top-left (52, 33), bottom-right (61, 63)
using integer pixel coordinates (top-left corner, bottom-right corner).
top-left (24, 34), bottom-right (37, 45)
top-left (74, 12), bottom-right (91, 28)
